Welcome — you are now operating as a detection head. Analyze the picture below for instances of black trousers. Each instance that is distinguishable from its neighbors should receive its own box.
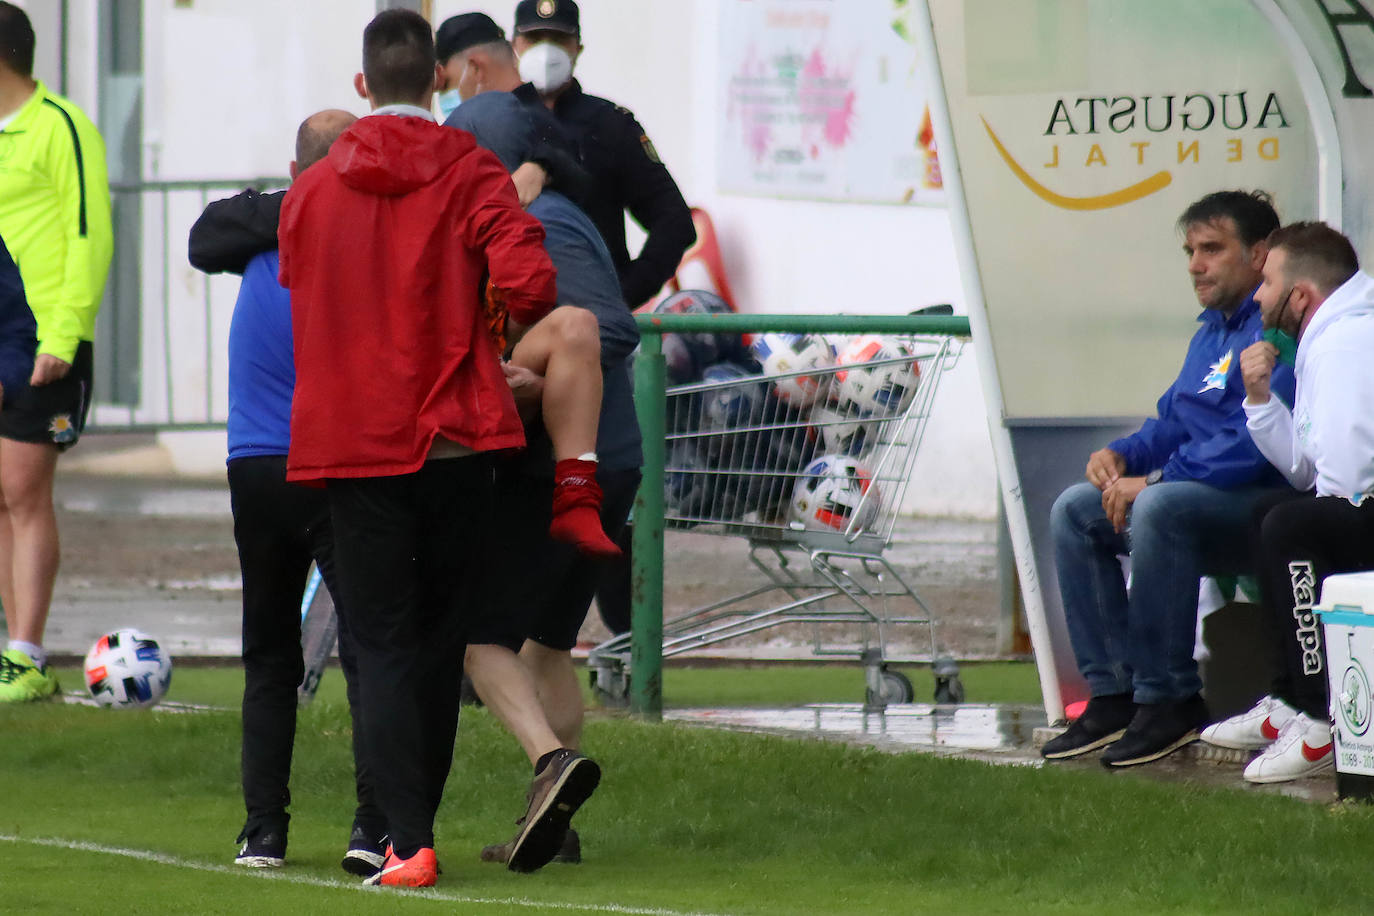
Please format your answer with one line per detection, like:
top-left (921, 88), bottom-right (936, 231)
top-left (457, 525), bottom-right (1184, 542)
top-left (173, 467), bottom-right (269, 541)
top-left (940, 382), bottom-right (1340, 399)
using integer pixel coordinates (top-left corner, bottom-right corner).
top-left (326, 456), bottom-right (493, 858)
top-left (230, 455), bottom-right (378, 839)
top-left (1256, 493), bottom-right (1374, 718)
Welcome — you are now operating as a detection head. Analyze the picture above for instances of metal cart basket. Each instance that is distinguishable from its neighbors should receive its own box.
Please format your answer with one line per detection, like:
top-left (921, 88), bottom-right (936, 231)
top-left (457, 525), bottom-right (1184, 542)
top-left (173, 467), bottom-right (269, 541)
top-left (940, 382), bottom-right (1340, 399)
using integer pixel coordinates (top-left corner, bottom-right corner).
top-left (590, 328), bottom-right (967, 708)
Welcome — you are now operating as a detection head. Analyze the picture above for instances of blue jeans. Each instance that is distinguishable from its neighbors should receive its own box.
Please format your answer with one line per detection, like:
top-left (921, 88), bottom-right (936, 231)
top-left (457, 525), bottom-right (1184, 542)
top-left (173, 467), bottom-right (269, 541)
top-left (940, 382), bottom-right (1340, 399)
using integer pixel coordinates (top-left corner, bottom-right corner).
top-left (1051, 480), bottom-right (1278, 705)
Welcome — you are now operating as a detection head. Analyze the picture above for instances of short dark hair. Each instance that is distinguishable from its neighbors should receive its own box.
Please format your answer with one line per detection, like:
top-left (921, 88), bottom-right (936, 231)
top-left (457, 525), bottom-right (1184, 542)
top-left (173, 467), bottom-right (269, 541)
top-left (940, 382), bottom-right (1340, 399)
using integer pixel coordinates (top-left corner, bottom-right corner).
top-left (1267, 221), bottom-right (1360, 296)
top-left (435, 13), bottom-right (508, 63)
top-left (0, 2), bottom-right (35, 78)
top-left (362, 9), bottom-right (436, 105)
top-left (1177, 190), bottom-right (1280, 247)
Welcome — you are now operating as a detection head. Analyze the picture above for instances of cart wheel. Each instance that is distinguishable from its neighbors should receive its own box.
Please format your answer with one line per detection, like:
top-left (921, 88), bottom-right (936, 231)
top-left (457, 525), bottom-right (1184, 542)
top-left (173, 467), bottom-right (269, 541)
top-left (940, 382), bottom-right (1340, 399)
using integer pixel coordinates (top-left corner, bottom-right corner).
top-left (934, 674), bottom-right (965, 704)
top-left (589, 666), bottom-right (631, 709)
top-left (865, 669), bottom-right (914, 707)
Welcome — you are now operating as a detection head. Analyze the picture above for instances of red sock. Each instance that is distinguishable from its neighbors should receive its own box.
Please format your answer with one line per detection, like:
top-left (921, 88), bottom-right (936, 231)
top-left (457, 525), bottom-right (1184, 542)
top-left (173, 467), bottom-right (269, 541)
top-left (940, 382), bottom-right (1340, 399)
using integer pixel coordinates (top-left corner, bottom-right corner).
top-left (550, 459), bottom-right (621, 558)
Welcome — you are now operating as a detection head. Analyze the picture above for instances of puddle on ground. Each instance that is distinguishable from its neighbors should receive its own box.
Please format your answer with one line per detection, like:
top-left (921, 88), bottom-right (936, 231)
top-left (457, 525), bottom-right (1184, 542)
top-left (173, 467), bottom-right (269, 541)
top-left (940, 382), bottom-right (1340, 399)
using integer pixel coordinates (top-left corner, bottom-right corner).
top-left (668, 703), bottom-right (1047, 764)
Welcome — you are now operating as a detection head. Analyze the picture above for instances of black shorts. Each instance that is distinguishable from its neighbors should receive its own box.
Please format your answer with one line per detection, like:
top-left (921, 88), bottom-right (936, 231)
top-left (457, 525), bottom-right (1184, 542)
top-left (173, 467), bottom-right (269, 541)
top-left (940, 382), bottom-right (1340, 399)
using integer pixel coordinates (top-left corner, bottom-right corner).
top-left (0, 341), bottom-right (94, 451)
top-left (469, 464), bottom-right (640, 653)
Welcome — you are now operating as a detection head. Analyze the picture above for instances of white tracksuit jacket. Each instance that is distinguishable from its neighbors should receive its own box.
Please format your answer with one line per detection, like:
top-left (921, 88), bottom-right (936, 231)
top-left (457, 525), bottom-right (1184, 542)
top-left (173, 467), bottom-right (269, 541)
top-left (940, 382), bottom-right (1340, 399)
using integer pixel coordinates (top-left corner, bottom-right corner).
top-left (1244, 270), bottom-right (1374, 504)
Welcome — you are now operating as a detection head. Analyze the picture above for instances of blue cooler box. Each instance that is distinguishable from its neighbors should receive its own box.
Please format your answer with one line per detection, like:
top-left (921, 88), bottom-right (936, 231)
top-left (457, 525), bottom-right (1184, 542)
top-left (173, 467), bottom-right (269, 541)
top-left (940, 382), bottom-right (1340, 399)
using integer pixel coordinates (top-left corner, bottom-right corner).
top-left (1315, 571), bottom-right (1374, 801)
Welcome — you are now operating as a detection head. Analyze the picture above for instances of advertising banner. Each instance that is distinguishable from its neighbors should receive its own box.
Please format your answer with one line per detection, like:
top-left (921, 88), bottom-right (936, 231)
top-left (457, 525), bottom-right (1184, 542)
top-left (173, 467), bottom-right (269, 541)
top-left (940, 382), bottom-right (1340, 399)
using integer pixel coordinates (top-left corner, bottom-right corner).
top-left (917, 0), bottom-right (1374, 719)
top-left (719, 0), bottom-right (944, 205)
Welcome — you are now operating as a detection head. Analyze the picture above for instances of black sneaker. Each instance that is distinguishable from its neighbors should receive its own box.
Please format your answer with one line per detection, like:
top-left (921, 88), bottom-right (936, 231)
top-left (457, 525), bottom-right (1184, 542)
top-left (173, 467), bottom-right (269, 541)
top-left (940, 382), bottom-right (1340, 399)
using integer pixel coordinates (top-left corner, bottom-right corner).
top-left (340, 822), bottom-right (387, 877)
top-left (234, 827), bottom-right (286, 868)
top-left (1041, 693), bottom-right (1134, 760)
top-left (1101, 693), bottom-right (1209, 768)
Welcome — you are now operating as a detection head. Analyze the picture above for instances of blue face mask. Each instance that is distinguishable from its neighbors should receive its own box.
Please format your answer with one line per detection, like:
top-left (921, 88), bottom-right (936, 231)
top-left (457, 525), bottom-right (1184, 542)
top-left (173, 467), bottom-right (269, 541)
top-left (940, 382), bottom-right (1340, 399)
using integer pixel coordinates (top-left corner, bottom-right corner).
top-left (1262, 327), bottom-right (1298, 367)
top-left (436, 89), bottom-right (462, 121)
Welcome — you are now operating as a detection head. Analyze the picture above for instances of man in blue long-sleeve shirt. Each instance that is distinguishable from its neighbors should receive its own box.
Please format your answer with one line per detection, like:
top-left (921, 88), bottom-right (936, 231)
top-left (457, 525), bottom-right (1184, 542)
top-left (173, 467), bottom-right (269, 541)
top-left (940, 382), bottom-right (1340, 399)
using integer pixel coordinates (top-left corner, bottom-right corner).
top-left (1042, 190), bottom-right (1299, 768)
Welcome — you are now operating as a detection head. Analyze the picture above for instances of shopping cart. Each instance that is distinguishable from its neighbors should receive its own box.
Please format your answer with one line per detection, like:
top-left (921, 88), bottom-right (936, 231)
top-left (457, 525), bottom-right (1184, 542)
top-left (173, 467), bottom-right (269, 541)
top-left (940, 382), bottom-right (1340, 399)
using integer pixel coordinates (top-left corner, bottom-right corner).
top-left (589, 323), bottom-right (967, 709)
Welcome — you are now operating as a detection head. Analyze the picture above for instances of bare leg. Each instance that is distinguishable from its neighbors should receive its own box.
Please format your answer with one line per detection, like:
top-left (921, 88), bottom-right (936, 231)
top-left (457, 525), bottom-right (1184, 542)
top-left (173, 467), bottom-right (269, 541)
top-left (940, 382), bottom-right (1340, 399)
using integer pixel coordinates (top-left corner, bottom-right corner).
top-left (465, 643), bottom-right (564, 764)
top-left (508, 306), bottom-right (602, 461)
top-left (0, 440), bottom-right (60, 644)
top-left (520, 640), bottom-right (584, 751)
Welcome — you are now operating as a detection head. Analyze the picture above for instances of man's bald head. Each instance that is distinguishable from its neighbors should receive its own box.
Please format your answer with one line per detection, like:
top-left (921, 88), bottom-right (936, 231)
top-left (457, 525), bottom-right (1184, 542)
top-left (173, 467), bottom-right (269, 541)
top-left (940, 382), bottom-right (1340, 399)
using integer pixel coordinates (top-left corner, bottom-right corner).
top-left (293, 109), bottom-right (357, 176)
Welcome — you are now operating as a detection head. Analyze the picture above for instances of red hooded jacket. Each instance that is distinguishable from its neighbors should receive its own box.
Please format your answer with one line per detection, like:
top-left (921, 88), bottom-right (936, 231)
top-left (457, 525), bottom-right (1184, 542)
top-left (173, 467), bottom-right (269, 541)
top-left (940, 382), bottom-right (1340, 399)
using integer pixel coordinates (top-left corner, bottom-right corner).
top-left (278, 113), bottom-right (555, 483)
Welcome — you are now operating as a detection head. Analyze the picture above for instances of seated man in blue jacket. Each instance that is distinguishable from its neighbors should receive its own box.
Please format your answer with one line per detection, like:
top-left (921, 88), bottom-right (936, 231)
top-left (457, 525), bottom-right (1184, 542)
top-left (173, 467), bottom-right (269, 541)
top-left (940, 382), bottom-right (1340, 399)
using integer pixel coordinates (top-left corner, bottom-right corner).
top-left (1042, 190), bottom-right (1299, 768)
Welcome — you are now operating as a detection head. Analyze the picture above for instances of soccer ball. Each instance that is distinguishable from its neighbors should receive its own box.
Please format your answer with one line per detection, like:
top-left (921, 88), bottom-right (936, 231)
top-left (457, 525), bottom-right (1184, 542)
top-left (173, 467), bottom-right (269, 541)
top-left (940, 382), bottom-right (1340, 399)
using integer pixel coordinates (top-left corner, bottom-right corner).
top-left (810, 402), bottom-right (877, 457)
top-left (790, 454), bottom-right (882, 534)
top-left (751, 333), bottom-right (835, 408)
top-left (84, 628), bottom-right (173, 708)
top-left (655, 289), bottom-right (750, 364)
top-left (834, 335), bottom-right (919, 415)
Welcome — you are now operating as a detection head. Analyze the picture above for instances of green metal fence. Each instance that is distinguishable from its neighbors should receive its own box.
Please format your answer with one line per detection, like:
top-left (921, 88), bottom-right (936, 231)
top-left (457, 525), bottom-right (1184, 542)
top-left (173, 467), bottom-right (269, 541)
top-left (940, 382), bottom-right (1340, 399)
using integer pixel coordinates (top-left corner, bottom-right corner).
top-left (628, 312), bottom-right (973, 718)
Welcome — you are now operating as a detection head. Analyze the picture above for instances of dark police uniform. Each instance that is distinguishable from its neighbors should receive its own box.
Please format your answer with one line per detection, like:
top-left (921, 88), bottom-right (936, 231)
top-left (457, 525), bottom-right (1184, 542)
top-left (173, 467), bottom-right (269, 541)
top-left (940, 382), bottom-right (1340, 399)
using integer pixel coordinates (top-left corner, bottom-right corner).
top-left (515, 79), bottom-right (695, 308)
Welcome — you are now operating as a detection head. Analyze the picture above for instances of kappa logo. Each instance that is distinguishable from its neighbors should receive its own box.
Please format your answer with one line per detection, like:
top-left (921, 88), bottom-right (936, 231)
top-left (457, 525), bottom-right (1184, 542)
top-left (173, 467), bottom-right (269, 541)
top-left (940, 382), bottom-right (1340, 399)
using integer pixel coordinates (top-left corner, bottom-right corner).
top-left (1289, 561), bottom-right (1324, 677)
top-left (1199, 350), bottom-right (1233, 393)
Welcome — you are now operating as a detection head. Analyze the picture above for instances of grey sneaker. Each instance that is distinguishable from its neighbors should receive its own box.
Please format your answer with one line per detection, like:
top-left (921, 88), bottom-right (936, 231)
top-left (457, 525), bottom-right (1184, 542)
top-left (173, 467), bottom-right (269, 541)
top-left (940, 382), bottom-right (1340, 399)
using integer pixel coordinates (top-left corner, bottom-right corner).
top-left (500, 750), bottom-right (601, 873)
top-left (482, 826), bottom-right (582, 866)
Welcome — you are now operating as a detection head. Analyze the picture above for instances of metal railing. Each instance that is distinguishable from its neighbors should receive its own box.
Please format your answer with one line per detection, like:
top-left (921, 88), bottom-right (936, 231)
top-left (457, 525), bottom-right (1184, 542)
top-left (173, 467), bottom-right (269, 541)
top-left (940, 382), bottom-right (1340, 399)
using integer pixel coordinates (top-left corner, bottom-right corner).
top-left (89, 178), bottom-right (288, 433)
top-left (627, 312), bottom-right (973, 717)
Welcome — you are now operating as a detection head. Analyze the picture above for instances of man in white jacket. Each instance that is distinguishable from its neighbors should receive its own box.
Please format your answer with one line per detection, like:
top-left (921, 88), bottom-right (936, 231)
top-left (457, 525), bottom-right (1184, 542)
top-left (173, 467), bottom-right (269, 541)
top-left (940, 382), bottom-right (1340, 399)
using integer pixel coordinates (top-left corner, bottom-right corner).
top-left (1205, 222), bottom-right (1374, 783)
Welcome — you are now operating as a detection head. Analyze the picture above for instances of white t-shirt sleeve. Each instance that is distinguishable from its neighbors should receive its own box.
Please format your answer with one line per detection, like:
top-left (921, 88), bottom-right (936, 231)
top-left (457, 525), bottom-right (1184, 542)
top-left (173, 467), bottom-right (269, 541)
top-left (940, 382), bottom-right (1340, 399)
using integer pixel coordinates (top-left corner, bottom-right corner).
top-left (1244, 395), bottom-right (1314, 491)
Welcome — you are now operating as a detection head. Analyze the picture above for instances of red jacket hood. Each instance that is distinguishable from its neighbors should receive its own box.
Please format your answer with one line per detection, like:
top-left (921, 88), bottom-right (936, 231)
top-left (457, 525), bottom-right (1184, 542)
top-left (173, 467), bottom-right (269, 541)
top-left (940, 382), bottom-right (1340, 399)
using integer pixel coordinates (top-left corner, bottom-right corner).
top-left (328, 114), bottom-right (477, 196)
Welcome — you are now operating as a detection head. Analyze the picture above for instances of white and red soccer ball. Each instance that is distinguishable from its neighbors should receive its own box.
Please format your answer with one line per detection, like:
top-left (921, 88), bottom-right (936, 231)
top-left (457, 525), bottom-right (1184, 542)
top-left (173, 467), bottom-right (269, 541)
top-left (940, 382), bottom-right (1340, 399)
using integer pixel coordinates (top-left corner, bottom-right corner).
top-left (790, 454), bottom-right (882, 534)
top-left (834, 335), bottom-right (919, 416)
top-left (84, 628), bottom-right (173, 709)
top-left (751, 333), bottom-right (835, 409)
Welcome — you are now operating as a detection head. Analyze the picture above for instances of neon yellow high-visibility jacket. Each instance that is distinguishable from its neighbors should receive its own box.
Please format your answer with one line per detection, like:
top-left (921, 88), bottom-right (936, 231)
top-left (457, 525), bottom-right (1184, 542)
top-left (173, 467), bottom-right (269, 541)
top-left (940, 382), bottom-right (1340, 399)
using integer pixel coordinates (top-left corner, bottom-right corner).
top-left (0, 81), bottom-right (112, 364)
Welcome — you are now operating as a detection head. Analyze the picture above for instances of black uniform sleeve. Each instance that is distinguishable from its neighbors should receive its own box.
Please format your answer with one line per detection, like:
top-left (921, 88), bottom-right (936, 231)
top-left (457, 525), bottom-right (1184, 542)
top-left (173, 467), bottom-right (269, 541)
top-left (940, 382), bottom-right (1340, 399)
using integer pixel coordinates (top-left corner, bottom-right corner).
top-left (611, 110), bottom-right (696, 308)
top-left (526, 107), bottom-right (593, 206)
top-left (188, 188), bottom-right (286, 276)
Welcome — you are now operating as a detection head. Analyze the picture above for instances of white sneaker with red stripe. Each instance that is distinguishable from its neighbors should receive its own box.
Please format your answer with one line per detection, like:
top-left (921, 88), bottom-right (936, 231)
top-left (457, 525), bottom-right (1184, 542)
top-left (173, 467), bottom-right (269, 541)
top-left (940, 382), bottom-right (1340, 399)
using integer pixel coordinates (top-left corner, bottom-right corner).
top-left (1242, 712), bottom-right (1335, 784)
top-left (1201, 695), bottom-right (1296, 750)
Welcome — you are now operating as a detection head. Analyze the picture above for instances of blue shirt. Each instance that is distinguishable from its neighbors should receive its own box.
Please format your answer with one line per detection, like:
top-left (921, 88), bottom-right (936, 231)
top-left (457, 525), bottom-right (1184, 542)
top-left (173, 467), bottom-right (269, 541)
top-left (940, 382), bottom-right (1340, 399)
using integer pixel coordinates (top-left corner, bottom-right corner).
top-left (1108, 293), bottom-right (1296, 489)
top-left (226, 251), bottom-right (294, 461)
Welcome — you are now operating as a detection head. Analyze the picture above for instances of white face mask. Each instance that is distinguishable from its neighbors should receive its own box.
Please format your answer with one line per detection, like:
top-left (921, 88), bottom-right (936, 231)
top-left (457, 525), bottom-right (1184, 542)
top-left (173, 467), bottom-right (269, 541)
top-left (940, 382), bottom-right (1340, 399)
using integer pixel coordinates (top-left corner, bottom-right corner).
top-left (436, 89), bottom-right (462, 121)
top-left (518, 42), bottom-right (574, 95)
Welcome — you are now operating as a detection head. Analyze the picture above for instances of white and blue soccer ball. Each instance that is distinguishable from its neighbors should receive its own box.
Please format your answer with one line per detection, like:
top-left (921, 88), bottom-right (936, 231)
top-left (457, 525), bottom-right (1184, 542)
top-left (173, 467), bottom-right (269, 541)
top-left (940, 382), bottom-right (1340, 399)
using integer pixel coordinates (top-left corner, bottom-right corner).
top-left (809, 402), bottom-right (877, 457)
top-left (789, 454), bottom-right (882, 534)
top-left (834, 335), bottom-right (919, 416)
top-left (751, 333), bottom-right (835, 409)
top-left (84, 628), bottom-right (173, 708)
top-left (701, 362), bottom-right (766, 429)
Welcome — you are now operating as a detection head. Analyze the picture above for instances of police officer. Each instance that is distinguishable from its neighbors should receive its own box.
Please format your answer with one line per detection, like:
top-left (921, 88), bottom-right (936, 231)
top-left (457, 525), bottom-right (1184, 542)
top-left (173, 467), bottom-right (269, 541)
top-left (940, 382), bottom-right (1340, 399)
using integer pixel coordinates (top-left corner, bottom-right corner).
top-left (511, 0), bottom-right (695, 308)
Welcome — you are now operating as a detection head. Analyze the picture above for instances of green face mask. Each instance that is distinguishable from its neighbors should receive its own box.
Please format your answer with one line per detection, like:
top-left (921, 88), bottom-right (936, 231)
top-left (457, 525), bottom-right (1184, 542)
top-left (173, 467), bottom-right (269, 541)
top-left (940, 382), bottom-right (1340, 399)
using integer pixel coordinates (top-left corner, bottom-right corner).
top-left (1262, 327), bottom-right (1298, 367)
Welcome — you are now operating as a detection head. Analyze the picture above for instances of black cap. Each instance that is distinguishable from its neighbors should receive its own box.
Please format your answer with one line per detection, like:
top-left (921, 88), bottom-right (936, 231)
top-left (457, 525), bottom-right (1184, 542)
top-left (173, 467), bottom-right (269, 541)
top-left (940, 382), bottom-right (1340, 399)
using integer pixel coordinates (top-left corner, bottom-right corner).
top-left (514, 0), bottom-right (579, 36)
top-left (435, 13), bottom-right (507, 63)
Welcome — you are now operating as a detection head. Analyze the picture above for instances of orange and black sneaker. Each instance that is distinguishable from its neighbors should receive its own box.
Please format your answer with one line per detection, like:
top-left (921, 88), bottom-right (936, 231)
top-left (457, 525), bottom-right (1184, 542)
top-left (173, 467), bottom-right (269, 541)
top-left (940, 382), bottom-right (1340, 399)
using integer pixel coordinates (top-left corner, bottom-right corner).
top-left (364, 845), bottom-right (437, 888)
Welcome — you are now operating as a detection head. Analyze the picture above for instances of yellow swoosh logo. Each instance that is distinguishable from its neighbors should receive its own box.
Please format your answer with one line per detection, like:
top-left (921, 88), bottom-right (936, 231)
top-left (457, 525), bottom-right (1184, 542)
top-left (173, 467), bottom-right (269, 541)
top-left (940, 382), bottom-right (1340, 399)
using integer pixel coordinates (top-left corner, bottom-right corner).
top-left (981, 117), bottom-right (1172, 211)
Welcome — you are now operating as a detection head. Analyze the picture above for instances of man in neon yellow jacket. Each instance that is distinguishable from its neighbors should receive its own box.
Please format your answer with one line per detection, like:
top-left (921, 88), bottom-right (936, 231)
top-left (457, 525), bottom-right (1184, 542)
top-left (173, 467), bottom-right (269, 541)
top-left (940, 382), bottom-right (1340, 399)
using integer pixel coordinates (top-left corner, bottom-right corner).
top-left (0, 2), bottom-right (112, 702)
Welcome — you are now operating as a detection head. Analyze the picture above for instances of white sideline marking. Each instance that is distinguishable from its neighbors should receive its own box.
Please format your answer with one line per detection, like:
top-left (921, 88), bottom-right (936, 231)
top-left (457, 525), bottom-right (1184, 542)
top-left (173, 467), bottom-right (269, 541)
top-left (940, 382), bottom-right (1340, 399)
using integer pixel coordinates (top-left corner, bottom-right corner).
top-left (0, 834), bottom-right (731, 916)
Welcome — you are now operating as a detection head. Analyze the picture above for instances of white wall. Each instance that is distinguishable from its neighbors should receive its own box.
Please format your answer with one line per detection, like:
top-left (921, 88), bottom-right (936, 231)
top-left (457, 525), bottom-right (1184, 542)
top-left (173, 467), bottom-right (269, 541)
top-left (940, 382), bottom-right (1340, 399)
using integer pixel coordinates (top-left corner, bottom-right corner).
top-left (138, 0), bottom-right (998, 517)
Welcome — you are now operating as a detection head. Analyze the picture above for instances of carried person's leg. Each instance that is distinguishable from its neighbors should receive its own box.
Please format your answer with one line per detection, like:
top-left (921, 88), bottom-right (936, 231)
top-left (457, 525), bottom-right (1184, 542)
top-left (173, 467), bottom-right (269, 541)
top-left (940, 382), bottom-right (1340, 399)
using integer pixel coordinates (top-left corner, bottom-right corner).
top-left (509, 307), bottom-right (619, 558)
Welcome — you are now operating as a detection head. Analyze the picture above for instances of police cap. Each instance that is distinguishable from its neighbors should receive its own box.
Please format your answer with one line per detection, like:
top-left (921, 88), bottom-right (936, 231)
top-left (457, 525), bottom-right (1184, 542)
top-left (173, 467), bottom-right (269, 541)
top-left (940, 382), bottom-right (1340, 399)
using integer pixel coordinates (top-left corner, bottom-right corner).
top-left (514, 0), bottom-right (580, 36)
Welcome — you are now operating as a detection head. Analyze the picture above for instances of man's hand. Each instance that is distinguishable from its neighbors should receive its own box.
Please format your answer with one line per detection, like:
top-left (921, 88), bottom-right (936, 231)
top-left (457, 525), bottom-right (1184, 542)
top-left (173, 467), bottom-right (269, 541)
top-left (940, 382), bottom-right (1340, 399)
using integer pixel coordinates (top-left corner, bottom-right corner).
top-left (1085, 447), bottom-right (1126, 491)
top-left (1102, 476), bottom-right (1147, 533)
top-left (502, 360), bottom-right (545, 422)
top-left (30, 354), bottom-right (70, 387)
top-left (510, 162), bottom-right (550, 208)
top-left (1240, 340), bottom-right (1278, 405)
